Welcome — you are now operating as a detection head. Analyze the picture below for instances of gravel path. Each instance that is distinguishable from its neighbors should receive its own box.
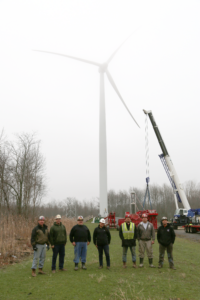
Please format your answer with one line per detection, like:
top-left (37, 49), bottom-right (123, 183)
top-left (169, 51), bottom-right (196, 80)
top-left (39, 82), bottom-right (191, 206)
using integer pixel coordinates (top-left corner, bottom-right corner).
top-left (175, 228), bottom-right (200, 242)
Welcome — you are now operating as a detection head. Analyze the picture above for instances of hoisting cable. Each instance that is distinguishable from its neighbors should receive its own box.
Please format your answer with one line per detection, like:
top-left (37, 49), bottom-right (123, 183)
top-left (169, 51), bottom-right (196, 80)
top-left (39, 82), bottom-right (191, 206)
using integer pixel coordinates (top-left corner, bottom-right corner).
top-left (143, 113), bottom-right (152, 210)
top-left (145, 113), bottom-right (149, 180)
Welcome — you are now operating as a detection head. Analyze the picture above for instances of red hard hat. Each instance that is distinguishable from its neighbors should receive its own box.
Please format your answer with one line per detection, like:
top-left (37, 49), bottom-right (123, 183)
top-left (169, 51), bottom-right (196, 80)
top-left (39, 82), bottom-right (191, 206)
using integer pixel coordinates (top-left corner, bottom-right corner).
top-left (142, 213), bottom-right (148, 218)
top-left (125, 213), bottom-right (131, 218)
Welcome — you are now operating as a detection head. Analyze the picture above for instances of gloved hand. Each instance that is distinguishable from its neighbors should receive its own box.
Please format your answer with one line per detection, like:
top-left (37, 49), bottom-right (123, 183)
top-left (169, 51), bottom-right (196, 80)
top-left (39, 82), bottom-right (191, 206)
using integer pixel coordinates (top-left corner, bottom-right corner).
top-left (33, 246), bottom-right (37, 251)
top-left (47, 245), bottom-right (50, 251)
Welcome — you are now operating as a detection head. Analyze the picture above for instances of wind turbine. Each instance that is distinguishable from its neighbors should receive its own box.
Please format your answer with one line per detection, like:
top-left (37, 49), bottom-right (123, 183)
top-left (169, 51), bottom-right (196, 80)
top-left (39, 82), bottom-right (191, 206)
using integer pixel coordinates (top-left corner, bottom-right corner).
top-left (35, 36), bottom-right (140, 217)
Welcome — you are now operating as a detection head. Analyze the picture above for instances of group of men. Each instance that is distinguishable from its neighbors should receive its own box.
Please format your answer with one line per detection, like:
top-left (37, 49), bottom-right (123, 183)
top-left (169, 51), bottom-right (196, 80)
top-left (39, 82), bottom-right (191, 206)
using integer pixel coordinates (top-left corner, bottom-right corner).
top-left (31, 215), bottom-right (91, 276)
top-left (30, 213), bottom-right (176, 276)
top-left (119, 213), bottom-right (176, 270)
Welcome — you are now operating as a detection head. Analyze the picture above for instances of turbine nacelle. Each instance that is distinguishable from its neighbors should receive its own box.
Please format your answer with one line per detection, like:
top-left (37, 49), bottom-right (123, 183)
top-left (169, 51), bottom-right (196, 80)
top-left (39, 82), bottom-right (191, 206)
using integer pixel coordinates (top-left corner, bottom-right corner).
top-left (98, 63), bottom-right (108, 73)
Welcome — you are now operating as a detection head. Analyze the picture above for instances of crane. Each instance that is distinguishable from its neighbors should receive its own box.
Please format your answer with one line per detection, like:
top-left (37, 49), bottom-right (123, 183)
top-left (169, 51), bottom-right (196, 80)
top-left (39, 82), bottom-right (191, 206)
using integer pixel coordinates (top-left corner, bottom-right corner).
top-left (143, 110), bottom-right (192, 227)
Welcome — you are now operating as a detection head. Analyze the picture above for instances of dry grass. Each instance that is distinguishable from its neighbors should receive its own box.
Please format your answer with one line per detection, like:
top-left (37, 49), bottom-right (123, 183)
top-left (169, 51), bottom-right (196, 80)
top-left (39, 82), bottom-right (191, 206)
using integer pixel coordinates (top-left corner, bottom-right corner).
top-left (0, 214), bottom-right (76, 266)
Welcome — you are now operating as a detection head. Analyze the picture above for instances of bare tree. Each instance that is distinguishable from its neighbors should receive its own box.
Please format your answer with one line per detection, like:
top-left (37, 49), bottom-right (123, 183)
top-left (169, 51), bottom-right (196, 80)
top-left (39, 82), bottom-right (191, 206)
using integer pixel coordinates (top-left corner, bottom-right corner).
top-left (0, 130), bottom-right (12, 212)
top-left (0, 133), bottom-right (46, 216)
top-left (184, 180), bottom-right (200, 208)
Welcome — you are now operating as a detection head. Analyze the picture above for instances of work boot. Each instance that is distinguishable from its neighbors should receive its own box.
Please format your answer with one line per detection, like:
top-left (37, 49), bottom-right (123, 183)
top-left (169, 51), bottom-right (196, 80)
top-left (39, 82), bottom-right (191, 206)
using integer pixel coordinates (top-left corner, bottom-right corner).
top-left (123, 262), bottom-right (127, 269)
top-left (59, 268), bottom-right (67, 271)
top-left (158, 264), bottom-right (163, 268)
top-left (107, 266), bottom-right (110, 270)
top-left (139, 258), bottom-right (144, 268)
top-left (98, 266), bottom-right (103, 269)
top-left (170, 265), bottom-right (176, 270)
top-left (74, 263), bottom-right (78, 271)
top-left (132, 261), bottom-right (137, 268)
top-left (81, 263), bottom-right (87, 270)
top-left (38, 268), bottom-right (46, 274)
top-left (31, 269), bottom-right (36, 277)
top-left (52, 270), bottom-right (56, 274)
top-left (149, 258), bottom-right (156, 268)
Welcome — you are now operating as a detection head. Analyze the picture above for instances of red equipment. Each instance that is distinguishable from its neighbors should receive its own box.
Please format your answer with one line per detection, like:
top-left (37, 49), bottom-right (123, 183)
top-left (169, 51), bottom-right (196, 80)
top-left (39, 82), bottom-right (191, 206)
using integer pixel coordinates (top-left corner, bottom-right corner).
top-left (117, 210), bottom-right (158, 230)
top-left (104, 212), bottom-right (116, 229)
top-left (184, 224), bottom-right (200, 233)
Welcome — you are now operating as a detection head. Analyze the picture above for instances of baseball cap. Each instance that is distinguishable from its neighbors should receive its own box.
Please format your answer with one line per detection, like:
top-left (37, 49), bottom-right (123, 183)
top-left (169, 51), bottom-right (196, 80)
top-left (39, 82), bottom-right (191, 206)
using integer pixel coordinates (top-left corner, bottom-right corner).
top-left (38, 216), bottom-right (45, 220)
top-left (77, 216), bottom-right (83, 220)
top-left (162, 216), bottom-right (168, 221)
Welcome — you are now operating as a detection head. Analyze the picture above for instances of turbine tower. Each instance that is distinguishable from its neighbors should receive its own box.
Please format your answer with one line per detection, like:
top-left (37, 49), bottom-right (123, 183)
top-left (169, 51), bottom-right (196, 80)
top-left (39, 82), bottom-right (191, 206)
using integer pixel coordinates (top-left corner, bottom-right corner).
top-left (35, 36), bottom-right (140, 217)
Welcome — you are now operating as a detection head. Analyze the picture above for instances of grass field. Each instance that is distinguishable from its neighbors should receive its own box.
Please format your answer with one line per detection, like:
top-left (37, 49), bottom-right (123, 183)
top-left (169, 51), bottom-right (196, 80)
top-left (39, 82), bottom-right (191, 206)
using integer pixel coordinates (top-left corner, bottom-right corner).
top-left (0, 223), bottom-right (200, 300)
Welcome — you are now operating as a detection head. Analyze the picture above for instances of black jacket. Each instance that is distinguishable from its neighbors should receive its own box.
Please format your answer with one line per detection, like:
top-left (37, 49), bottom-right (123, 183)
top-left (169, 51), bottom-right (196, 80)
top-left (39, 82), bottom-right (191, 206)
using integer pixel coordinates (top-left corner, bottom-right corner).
top-left (119, 222), bottom-right (137, 247)
top-left (70, 225), bottom-right (91, 243)
top-left (157, 223), bottom-right (176, 247)
top-left (93, 225), bottom-right (111, 246)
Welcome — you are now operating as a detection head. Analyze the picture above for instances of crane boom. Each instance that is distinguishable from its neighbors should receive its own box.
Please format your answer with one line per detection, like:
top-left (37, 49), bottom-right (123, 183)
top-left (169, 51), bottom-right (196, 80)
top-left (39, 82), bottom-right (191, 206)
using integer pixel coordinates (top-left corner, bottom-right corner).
top-left (143, 110), bottom-right (191, 211)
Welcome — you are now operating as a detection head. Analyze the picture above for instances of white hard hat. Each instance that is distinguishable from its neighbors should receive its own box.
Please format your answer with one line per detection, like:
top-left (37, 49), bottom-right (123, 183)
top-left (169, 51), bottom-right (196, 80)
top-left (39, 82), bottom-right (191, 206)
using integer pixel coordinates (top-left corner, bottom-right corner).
top-left (100, 218), bottom-right (105, 224)
top-left (162, 216), bottom-right (168, 221)
top-left (38, 216), bottom-right (45, 220)
top-left (55, 214), bottom-right (61, 219)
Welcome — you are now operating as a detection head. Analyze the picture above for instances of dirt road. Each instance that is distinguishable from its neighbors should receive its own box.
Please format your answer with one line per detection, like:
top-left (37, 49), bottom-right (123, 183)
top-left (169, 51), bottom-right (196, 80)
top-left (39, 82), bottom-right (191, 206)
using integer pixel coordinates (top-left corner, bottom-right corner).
top-left (175, 228), bottom-right (200, 242)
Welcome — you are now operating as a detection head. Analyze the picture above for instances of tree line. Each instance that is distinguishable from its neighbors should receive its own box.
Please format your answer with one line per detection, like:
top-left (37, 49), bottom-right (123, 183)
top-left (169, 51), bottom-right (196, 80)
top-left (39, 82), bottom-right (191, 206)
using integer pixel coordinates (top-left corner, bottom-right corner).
top-left (35, 181), bottom-right (200, 220)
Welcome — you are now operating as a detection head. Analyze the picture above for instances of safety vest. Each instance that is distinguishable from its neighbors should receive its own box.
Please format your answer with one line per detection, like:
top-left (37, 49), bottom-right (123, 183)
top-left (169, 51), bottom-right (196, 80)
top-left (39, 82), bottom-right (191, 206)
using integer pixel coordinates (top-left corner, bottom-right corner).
top-left (122, 222), bottom-right (135, 240)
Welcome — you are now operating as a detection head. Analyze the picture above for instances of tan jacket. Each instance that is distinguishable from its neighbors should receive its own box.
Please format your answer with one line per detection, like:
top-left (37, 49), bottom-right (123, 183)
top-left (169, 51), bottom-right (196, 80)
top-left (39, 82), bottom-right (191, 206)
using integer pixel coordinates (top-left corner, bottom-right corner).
top-left (31, 224), bottom-right (49, 246)
top-left (137, 222), bottom-right (155, 241)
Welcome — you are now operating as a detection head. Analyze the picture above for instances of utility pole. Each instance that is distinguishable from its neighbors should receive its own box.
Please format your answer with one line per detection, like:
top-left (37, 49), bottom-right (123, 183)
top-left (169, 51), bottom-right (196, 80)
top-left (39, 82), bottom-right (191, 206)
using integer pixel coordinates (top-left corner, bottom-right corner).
top-left (130, 191), bottom-right (136, 214)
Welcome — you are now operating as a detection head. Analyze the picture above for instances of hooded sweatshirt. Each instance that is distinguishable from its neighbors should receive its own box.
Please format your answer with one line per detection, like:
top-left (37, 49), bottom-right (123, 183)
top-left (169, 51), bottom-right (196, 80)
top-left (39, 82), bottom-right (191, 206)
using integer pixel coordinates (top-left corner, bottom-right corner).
top-left (49, 222), bottom-right (67, 245)
top-left (93, 225), bottom-right (111, 246)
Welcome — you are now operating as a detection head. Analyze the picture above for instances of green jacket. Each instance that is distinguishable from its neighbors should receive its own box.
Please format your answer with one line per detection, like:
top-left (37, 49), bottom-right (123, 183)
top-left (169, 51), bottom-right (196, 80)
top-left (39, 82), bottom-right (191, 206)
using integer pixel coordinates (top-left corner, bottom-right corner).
top-left (49, 222), bottom-right (67, 245)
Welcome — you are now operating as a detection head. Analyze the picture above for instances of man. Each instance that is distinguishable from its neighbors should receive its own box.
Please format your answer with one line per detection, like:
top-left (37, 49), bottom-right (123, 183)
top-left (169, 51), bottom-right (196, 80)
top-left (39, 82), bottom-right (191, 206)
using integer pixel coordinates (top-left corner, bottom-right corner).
top-left (93, 218), bottom-right (111, 269)
top-left (31, 216), bottom-right (49, 277)
top-left (119, 213), bottom-right (137, 268)
top-left (137, 213), bottom-right (155, 268)
top-left (49, 214), bottom-right (67, 273)
top-left (70, 215), bottom-right (91, 271)
top-left (157, 216), bottom-right (176, 270)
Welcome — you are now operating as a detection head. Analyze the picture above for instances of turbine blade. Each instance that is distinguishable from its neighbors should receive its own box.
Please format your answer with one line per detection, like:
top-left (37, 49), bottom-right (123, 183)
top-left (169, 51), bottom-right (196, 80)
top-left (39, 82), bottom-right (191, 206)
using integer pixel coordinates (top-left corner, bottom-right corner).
top-left (106, 27), bottom-right (142, 65)
top-left (33, 50), bottom-right (100, 67)
top-left (106, 70), bottom-right (140, 128)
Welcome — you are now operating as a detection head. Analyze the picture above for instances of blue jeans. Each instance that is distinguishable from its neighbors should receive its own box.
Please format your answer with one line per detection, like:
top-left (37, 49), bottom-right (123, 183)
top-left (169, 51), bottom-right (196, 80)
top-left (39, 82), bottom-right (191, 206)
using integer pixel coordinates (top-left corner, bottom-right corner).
top-left (98, 245), bottom-right (110, 267)
top-left (52, 244), bottom-right (65, 270)
top-left (122, 246), bottom-right (136, 263)
top-left (31, 244), bottom-right (46, 269)
top-left (74, 242), bottom-right (87, 263)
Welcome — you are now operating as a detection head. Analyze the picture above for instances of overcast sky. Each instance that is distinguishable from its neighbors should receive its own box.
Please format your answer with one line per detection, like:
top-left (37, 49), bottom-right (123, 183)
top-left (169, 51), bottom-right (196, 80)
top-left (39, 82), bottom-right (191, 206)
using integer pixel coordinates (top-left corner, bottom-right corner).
top-left (0, 0), bottom-right (200, 203)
